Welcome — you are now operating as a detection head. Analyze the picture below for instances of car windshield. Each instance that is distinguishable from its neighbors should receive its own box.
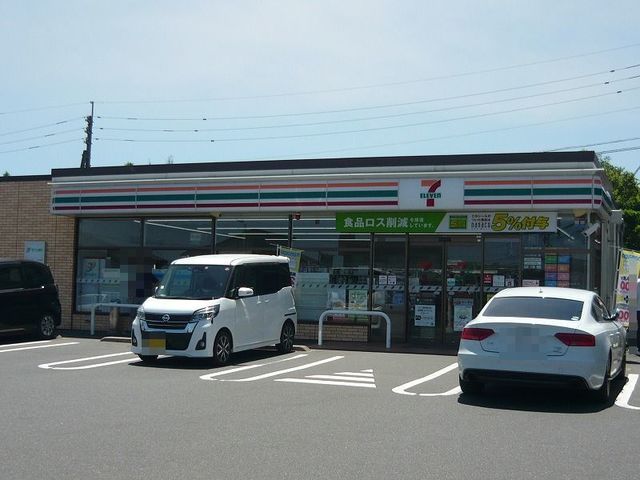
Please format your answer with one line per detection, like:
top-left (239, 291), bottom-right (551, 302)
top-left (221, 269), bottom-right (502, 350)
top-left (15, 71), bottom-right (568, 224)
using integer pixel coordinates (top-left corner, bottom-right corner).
top-left (483, 296), bottom-right (584, 321)
top-left (155, 264), bottom-right (231, 300)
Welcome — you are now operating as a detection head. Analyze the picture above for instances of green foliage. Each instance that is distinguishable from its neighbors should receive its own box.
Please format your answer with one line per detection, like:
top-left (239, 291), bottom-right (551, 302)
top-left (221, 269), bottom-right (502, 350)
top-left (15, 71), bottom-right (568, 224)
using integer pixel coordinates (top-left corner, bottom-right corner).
top-left (2, 171), bottom-right (9, 177)
top-left (601, 156), bottom-right (640, 249)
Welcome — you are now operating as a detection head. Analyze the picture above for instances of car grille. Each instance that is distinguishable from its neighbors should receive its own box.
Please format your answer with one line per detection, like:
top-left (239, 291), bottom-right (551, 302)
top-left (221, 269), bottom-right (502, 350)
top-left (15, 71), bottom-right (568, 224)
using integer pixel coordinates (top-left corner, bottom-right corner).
top-left (145, 313), bottom-right (192, 330)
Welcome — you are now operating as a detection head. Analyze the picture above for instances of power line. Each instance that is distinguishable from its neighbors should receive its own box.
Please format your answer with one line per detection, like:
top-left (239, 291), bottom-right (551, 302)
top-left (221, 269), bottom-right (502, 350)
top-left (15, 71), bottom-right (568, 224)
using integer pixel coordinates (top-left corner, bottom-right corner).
top-left (0, 102), bottom-right (88, 116)
top-left (599, 145), bottom-right (640, 154)
top-left (94, 87), bottom-right (640, 144)
top-left (0, 128), bottom-right (83, 146)
top-left (96, 76), bottom-right (640, 133)
top-left (0, 118), bottom-right (85, 137)
top-left (93, 43), bottom-right (640, 104)
top-left (97, 64), bottom-right (640, 122)
top-left (246, 105), bottom-right (640, 160)
top-left (0, 138), bottom-right (83, 155)
top-left (548, 137), bottom-right (640, 151)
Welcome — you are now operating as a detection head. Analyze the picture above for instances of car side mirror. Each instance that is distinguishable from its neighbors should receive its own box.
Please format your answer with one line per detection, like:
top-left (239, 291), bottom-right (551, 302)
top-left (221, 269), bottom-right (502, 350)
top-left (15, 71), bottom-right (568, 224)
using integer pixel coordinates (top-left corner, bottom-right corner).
top-left (237, 287), bottom-right (254, 298)
top-left (607, 309), bottom-right (620, 321)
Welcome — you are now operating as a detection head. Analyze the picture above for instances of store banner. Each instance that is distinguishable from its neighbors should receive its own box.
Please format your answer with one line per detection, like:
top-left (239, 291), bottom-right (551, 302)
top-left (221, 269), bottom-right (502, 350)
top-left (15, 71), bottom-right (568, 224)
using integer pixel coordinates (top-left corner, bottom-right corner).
top-left (615, 249), bottom-right (640, 328)
top-left (336, 211), bottom-right (557, 234)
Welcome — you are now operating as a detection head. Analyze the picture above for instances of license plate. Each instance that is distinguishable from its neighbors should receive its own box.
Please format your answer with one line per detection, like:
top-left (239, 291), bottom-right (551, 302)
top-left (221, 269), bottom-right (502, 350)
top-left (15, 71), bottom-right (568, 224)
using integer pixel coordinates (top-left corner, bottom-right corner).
top-left (142, 332), bottom-right (166, 352)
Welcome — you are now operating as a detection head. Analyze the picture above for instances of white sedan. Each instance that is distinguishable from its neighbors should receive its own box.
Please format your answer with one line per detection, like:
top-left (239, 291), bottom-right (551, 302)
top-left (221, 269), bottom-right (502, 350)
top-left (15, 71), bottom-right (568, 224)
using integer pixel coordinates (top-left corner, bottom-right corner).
top-left (457, 287), bottom-right (627, 403)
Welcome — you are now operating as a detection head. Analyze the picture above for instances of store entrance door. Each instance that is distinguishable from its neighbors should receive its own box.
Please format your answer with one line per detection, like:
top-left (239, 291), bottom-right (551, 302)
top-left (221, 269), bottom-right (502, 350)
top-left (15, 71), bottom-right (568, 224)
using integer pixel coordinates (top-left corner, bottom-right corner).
top-left (408, 236), bottom-right (482, 345)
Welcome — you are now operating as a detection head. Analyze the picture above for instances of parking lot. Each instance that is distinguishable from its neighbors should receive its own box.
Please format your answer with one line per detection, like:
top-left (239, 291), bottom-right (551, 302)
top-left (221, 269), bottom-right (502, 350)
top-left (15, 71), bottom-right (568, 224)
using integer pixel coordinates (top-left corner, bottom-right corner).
top-left (2, 336), bottom-right (639, 480)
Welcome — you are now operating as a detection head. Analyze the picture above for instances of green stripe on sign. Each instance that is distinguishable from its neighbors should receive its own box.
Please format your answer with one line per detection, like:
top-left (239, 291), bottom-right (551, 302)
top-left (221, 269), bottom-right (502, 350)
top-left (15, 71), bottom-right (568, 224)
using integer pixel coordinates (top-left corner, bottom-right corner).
top-left (261, 191), bottom-right (326, 199)
top-left (53, 197), bottom-right (81, 204)
top-left (533, 187), bottom-right (592, 196)
top-left (137, 194), bottom-right (195, 202)
top-left (196, 192), bottom-right (260, 200)
top-left (79, 195), bottom-right (136, 203)
top-left (465, 188), bottom-right (531, 197)
top-left (328, 190), bottom-right (397, 198)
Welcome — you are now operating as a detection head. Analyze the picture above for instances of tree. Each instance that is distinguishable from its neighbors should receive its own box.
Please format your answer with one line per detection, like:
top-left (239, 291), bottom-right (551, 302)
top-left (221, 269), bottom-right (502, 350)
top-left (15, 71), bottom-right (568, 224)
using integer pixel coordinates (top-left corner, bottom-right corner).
top-left (2, 171), bottom-right (9, 177)
top-left (124, 161), bottom-right (134, 166)
top-left (600, 156), bottom-right (640, 249)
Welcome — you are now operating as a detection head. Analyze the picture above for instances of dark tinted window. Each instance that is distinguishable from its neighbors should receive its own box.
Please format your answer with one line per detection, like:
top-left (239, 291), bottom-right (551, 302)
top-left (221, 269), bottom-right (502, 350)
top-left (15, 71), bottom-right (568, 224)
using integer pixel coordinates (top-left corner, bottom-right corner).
top-left (483, 296), bottom-right (584, 321)
top-left (0, 265), bottom-right (23, 290)
top-left (22, 264), bottom-right (53, 288)
top-left (233, 263), bottom-right (291, 296)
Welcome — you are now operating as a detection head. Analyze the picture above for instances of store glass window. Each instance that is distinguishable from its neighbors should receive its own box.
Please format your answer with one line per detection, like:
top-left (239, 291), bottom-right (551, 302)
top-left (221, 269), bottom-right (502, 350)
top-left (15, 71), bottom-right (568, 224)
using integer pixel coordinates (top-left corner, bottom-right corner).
top-left (78, 219), bottom-right (141, 247)
top-left (291, 217), bottom-right (370, 323)
top-left (483, 236), bottom-right (520, 300)
top-left (215, 217), bottom-right (289, 255)
top-left (144, 219), bottom-right (212, 248)
top-left (76, 218), bottom-right (211, 312)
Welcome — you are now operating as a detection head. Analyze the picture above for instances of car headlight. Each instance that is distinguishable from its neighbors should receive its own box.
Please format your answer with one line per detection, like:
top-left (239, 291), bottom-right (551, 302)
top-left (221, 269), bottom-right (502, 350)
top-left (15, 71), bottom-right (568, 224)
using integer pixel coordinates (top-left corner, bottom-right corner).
top-left (192, 305), bottom-right (220, 323)
top-left (136, 306), bottom-right (145, 321)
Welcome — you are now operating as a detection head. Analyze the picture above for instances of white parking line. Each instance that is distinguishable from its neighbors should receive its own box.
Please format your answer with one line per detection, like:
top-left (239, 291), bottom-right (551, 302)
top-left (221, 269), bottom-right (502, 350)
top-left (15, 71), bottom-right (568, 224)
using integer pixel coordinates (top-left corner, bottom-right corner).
top-left (0, 342), bottom-right (79, 353)
top-left (199, 354), bottom-right (308, 381)
top-left (38, 352), bottom-right (141, 370)
top-left (615, 374), bottom-right (640, 410)
top-left (220, 356), bottom-right (344, 382)
top-left (276, 378), bottom-right (377, 388)
top-left (276, 368), bottom-right (376, 389)
top-left (392, 363), bottom-right (460, 396)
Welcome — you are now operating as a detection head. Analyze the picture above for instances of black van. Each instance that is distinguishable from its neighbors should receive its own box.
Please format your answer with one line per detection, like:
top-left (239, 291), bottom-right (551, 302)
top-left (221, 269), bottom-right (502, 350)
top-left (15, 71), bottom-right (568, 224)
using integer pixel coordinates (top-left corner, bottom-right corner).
top-left (0, 260), bottom-right (61, 339)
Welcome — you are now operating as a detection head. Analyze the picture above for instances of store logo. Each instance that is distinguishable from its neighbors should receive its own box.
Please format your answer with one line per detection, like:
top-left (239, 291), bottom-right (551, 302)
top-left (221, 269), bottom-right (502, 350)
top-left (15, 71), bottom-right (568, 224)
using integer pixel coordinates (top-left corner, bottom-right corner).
top-left (420, 179), bottom-right (442, 207)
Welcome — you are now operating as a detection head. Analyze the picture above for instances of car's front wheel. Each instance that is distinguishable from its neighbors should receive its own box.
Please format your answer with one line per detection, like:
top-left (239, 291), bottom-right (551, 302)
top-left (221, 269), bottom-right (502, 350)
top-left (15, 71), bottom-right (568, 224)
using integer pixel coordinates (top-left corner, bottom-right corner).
top-left (459, 376), bottom-right (484, 394)
top-left (38, 313), bottom-right (57, 339)
top-left (277, 321), bottom-right (295, 354)
top-left (213, 330), bottom-right (232, 366)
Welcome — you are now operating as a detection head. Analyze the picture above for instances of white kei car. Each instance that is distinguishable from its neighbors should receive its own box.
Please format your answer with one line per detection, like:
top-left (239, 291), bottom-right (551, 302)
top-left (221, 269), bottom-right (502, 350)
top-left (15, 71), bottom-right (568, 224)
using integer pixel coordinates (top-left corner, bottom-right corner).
top-left (457, 287), bottom-right (627, 403)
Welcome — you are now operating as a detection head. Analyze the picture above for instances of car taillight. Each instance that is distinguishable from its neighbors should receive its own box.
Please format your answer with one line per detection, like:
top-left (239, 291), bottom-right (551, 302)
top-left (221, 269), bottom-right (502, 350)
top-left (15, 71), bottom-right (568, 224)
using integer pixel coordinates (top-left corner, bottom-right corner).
top-left (461, 327), bottom-right (494, 341)
top-left (554, 332), bottom-right (596, 347)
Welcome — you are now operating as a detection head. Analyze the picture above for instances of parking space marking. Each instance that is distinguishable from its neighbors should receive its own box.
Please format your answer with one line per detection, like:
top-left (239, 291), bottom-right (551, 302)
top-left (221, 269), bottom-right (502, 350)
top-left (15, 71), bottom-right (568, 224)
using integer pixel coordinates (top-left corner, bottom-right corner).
top-left (38, 352), bottom-right (141, 370)
top-left (615, 374), bottom-right (640, 410)
top-left (392, 363), bottom-right (460, 396)
top-left (0, 341), bottom-right (79, 353)
top-left (276, 369), bottom-right (376, 388)
top-left (199, 354), bottom-right (308, 381)
top-left (220, 355), bottom-right (344, 382)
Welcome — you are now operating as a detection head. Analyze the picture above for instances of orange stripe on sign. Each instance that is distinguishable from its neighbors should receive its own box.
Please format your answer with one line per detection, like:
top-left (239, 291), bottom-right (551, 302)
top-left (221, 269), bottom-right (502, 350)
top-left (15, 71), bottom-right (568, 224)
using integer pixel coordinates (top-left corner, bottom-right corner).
top-left (261, 183), bottom-right (327, 189)
top-left (57, 188), bottom-right (137, 194)
top-left (196, 185), bottom-right (260, 191)
top-left (137, 186), bottom-right (196, 192)
top-left (531, 179), bottom-right (592, 185)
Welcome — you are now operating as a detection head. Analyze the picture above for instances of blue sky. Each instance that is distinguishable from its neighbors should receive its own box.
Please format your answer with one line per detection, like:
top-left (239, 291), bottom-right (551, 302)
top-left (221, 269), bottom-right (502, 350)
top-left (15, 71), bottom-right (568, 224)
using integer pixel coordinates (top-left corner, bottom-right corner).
top-left (1, 1), bottom-right (639, 176)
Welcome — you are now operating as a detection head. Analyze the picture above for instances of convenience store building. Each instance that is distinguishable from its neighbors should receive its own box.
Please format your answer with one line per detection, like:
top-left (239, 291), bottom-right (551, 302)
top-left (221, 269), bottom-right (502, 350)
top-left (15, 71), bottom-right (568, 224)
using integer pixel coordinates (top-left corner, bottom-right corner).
top-left (0, 151), bottom-right (623, 347)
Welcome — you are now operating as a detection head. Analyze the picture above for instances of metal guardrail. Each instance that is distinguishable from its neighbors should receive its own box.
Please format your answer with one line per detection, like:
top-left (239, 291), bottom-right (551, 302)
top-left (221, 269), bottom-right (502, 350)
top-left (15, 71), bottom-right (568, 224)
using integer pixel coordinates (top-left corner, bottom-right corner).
top-left (318, 309), bottom-right (392, 349)
top-left (89, 302), bottom-right (140, 336)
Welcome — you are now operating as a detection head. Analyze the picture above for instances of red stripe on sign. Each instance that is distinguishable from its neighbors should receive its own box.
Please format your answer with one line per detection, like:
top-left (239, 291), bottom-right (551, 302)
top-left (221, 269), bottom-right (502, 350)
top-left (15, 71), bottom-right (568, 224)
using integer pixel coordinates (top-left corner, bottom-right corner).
top-left (197, 203), bottom-right (261, 208)
top-left (532, 199), bottom-right (593, 204)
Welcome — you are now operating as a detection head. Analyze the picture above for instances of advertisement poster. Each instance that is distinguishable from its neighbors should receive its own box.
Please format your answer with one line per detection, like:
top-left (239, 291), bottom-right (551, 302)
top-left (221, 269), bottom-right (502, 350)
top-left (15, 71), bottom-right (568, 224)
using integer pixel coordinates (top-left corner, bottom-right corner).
top-left (24, 241), bottom-right (46, 263)
top-left (615, 249), bottom-right (640, 327)
top-left (348, 289), bottom-right (368, 311)
top-left (414, 304), bottom-right (436, 327)
top-left (453, 298), bottom-right (474, 331)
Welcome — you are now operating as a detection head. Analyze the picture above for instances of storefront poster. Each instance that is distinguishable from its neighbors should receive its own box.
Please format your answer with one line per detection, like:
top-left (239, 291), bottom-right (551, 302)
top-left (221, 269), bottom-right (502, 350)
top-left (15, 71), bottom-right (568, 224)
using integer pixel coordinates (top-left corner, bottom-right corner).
top-left (453, 298), bottom-right (474, 331)
top-left (414, 304), bottom-right (436, 327)
top-left (336, 211), bottom-right (557, 234)
top-left (278, 246), bottom-right (303, 273)
top-left (615, 249), bottom-right (640, 327)
top-left (348, 289), bottom-right (368, 311)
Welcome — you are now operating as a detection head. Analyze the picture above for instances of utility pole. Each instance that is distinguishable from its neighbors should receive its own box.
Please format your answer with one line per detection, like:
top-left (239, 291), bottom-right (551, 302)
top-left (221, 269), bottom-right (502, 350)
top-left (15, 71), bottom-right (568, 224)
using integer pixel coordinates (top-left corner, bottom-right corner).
top-left (80, 101), bottom-right (94, 168)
